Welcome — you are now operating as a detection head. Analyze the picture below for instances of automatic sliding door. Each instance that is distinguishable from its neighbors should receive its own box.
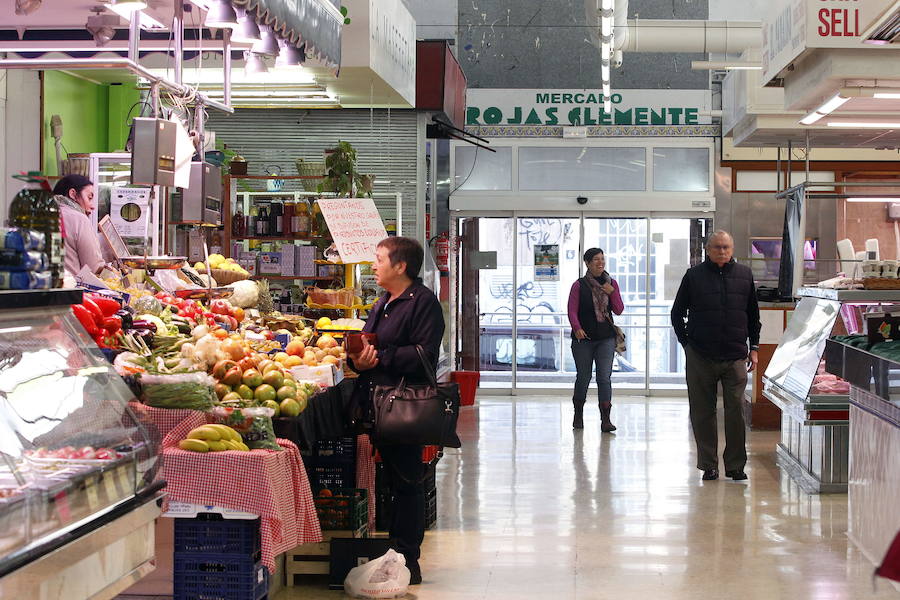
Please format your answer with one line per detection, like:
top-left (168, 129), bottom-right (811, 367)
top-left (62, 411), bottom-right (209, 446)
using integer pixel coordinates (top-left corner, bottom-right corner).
top-left (583, 217), bottom-right (649, 392)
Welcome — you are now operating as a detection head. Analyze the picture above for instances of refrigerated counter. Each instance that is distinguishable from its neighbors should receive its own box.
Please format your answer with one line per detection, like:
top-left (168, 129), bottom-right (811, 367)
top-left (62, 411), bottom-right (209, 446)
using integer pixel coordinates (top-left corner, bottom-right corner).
top-left (0, 289), bottom-right (164, 600)
top-left (763, 287), bottom-right (900, 493)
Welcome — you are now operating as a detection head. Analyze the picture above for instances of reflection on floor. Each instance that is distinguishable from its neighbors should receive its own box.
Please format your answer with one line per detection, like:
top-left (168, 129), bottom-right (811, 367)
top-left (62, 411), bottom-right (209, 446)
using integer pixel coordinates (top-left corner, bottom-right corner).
top-left (277, 396), bottom-right (899, 600)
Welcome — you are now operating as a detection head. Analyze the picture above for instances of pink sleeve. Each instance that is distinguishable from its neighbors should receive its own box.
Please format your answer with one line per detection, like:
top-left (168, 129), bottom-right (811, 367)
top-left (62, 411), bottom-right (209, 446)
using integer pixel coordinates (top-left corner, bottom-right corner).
top-left (567, 280), bottom-right (582, 331)
top-left (609, 279), bottom-right (625, 315)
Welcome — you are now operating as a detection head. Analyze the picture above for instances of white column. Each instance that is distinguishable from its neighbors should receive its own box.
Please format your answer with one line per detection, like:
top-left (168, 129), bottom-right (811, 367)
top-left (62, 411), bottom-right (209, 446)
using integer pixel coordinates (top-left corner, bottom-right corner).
top-left (2, 70), bottom-right (42, 215)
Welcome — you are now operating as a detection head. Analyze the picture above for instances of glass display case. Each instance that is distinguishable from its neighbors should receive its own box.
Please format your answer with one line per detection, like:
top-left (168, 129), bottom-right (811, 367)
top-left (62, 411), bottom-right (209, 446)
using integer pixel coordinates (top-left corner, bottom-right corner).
top-left (763, 287), bottom-right (900, 493)
top-left (0, 289), bottom-right (161, 580)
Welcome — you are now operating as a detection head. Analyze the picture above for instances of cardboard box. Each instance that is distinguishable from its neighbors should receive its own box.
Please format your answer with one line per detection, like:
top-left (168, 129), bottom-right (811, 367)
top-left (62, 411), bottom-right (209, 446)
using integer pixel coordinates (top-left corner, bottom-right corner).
top-left (257, 251), bottom-right (282, 275)
top-left (281, 243), bottom-right (296, 276)
top-left (295, 245), bottom-right (317, 277)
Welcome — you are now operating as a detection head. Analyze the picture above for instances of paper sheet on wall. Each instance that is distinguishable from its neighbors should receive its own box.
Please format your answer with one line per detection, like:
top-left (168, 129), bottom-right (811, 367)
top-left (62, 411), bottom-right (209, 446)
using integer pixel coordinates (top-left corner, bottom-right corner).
top-left (316, 198), bottom-right (388, 264)
top-left (110, 187), bottom-right (150, 237)
top-left (759, 309), bottom-right (785, 345)
top-left (172, 117), bottom-right (194, 189)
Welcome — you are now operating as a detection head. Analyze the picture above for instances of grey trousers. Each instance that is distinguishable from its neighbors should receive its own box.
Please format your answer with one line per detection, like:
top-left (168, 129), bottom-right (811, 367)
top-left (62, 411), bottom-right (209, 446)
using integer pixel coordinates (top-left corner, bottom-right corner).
top-left (684, 344), bottom-right (748, 471)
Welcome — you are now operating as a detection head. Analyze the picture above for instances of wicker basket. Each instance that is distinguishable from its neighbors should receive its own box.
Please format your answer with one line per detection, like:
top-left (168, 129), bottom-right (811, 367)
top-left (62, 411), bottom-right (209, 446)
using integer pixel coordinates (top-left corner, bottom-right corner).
top-left (211, 268), bottom-right (249, 285)
top-left (862, 277), bottom-right (900, 290)
top-left (294, 159), bottom-right (325, 193)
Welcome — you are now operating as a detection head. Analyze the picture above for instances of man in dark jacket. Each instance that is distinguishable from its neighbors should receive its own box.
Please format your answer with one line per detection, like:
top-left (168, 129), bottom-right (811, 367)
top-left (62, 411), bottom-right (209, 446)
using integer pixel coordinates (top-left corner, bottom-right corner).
top-left (671, 230), bottom-right (761, 482)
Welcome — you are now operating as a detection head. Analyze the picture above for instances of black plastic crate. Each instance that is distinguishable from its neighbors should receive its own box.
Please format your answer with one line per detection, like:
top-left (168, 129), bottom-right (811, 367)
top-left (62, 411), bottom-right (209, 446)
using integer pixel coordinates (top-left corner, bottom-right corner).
top-left (313, 436), bottom-right (356, 459)
top-left (174, 552), bottom-right (268, 600)
top-left (174, 515), bottom-right (260, 557)
top-left (308, 458), bottom-right (356, 492)
top-left (314, 488), bottom-right (368, 531)
top-left (376, 488), bottom-right (437, 532)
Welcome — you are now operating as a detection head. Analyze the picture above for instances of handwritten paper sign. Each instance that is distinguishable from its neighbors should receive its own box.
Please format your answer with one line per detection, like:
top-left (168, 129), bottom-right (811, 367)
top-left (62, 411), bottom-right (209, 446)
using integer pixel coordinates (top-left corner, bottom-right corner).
top-left (316, 198), bottom-right (389, 264)
top-left (110, 187), bottom-right (151, 237)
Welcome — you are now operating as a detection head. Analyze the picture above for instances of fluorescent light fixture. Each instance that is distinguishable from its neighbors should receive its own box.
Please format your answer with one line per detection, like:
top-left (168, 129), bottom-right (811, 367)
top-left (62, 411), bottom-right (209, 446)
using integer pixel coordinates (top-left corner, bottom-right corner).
top-left (107, 0), bottom-right (147, 16)
top-left (800, 92), bottom-right (849, 125)
top-left (873, 92), bottom-right (900, 99)
top-left (145, 67), bottom-right (315, 85)
top-left (845, 197), bottom-right (899, 202)
top-left (204, 90), bottom-right (331, 98)
top-left (601, 0), bottom-right (612, 10)
top-left (205, 0), bottom-right (238, 29)
top-left (251, 24), bottom-right (279, 56)
top-left (602, 82), bottom-right (611, 97)
top-left (690, 60), bottom-right (762, 70)
top-left (243, 51), bottom-right (268, 74)
top-left (601, 62), bottom-right (610, 80)
top-left (601, 16), bottom-right (612, 37)
top-left (275, 40), bottom-right (305, 68)
top-left (601, 40), bottom-right (611, 58)
top-left (827, 121), bottom-right (900, 128)
top-left (231, 7), bottom-right (260, 45)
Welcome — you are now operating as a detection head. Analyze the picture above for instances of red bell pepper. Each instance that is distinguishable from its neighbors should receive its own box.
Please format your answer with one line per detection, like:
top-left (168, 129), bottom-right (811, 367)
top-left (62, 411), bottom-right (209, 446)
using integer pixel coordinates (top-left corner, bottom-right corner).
top-left (101, 315), bottom-right (122, 333)
top-left (71, 304), bottom-right (99, 336)
top-left (87, 295), bottom-right (121, 317)
top-left (81, 297), bottom-right (104, 325)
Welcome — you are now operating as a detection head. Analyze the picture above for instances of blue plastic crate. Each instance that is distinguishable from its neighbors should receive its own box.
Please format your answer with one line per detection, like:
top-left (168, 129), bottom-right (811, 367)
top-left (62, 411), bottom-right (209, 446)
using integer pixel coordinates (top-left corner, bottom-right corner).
top-left (175, 515), bottom-right (261, 557)
top-left (174, 553), bottom-right (268, 600)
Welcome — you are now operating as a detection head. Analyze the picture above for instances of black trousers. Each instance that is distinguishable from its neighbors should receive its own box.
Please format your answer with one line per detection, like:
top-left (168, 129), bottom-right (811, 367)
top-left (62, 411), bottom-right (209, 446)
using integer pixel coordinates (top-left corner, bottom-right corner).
top-left (684, 344), bottom-right (748, 472)
top-left (377, 443), bottom-right (425, 566)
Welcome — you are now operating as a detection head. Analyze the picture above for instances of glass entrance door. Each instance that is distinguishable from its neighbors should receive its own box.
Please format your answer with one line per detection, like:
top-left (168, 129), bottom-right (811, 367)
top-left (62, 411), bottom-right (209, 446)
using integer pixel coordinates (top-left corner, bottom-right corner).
top-left (462, 214), bottom-right (710, 392)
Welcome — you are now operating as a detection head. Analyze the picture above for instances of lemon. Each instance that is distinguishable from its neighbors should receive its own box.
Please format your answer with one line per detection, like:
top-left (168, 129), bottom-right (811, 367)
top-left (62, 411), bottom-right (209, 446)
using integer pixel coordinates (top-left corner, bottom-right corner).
top-left (316, 316), bottom-right (332, 329)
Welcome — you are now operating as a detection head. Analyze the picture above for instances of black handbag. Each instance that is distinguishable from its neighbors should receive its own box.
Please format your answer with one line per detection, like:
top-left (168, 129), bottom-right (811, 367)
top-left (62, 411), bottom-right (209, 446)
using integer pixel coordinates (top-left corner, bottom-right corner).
top-left (372, 345), bottom-right (462, 448)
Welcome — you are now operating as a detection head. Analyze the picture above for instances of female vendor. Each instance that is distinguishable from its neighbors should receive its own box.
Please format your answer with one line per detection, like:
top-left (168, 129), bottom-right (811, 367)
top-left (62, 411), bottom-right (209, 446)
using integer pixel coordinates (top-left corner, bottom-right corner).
top-left (52, 174), bottom-right (105, 276)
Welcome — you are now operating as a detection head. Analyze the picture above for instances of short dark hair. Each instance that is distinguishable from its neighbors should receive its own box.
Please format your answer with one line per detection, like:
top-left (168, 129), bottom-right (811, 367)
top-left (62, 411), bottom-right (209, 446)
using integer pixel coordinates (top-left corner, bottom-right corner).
top-left (53, 175), bottom-right (92, 199)
top-left (377, 236), bottom-right (424, 280)
top-left (583, 248), bottom-right (604, 264)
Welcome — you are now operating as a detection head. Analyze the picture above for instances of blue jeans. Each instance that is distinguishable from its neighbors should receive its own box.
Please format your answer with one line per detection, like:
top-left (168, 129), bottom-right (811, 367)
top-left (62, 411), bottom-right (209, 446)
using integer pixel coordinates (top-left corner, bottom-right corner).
top-left (571, 336), bottom-right (616, 407)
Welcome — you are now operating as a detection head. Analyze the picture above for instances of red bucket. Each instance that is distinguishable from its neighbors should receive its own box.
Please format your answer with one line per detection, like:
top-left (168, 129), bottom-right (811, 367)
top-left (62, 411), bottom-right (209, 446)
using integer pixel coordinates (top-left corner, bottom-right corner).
top-left (451, 371), bottom-right (480, 406)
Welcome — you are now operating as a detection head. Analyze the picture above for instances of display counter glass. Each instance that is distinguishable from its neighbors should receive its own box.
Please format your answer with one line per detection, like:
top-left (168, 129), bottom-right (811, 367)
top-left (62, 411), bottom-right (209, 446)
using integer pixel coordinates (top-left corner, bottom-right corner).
top-left (0, 290), bottom-right (160, 577)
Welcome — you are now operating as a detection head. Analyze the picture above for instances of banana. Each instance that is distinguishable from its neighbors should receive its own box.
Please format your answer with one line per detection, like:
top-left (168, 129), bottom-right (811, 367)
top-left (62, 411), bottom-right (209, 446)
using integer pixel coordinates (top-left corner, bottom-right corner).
top-left (207, 424), bottom-right (240, 442)
top-left (206, 441), bottom-right (228, 452)
top-left (178, 439), bottom-right (210, 452)
top-left (187, 426), bottom-right (221, 441)
top-left (223, 440), bottom-right (242, 451)
top-left (238, 442), bottom-right (251, 451)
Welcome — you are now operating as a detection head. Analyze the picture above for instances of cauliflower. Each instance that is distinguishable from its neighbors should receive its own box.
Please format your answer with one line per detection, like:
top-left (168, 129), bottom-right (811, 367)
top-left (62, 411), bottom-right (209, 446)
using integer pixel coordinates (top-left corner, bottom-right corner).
top-left (227, 280), bottom-right (259, 308)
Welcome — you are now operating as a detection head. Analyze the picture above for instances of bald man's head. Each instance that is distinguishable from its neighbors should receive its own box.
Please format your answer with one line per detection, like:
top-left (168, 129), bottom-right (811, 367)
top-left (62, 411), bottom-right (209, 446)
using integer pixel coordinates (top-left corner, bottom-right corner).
top-left (706, 230), bottom-right (735, 267)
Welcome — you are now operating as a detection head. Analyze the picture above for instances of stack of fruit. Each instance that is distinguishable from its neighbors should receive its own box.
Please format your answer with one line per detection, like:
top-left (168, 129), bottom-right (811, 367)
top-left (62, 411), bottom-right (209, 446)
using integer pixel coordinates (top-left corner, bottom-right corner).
top-left (178, 424), bottom-right (251, 453)
top-left (195, 254), bottom-right (250, 278)
top-left (211, 354), bottom-right (318, 418)
top-left (280, 333), bottom-right (345, 368)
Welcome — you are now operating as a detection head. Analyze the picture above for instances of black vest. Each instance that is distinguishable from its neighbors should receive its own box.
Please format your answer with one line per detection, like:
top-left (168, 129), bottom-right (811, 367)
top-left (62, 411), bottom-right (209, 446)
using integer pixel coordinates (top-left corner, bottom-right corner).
top-left (574, 276), bottom-right (615, 340)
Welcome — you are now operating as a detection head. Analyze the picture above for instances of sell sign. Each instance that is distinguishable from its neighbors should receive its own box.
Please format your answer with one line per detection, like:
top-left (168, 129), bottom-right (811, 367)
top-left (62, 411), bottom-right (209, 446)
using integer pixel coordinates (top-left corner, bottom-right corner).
top-left (465, 89), bottom-right (712, 127)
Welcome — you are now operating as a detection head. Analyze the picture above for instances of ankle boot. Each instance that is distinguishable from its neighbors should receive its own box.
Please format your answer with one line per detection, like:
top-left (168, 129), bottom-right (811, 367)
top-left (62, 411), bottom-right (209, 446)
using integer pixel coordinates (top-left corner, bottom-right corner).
top-left (573, 402), bottom-right (584, 429)
top-left (600, 403), bottom-right (616, 432)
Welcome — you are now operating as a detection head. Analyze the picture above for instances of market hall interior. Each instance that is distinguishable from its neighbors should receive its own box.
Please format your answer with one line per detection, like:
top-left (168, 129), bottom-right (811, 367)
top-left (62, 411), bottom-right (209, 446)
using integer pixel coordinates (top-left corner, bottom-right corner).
top-left (277, 395), bottom-right (898, 600)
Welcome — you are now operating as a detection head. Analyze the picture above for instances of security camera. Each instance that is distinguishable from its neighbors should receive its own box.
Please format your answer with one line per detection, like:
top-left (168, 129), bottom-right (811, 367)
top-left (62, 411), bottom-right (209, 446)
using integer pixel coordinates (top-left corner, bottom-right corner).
top-left (577, 196), bottom-right (588, 205)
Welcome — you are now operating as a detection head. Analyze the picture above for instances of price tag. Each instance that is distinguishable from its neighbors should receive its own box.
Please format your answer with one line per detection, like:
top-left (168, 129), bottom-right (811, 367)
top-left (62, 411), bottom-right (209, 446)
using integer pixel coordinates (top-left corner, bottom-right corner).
top-left (54, 490), bottom-right (72, 523)
top-left (117, 466), bottom-right (132, 494)
top-left (85, 478), bottom-right (101, 511)
top-left (103, 473), bottom-right (118, 501)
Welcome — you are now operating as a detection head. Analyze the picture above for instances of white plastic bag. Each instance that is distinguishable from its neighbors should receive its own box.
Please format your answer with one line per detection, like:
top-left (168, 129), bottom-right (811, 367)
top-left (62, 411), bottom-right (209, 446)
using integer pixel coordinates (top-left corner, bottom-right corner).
top-left (343, 549), bottom-right (410, 599)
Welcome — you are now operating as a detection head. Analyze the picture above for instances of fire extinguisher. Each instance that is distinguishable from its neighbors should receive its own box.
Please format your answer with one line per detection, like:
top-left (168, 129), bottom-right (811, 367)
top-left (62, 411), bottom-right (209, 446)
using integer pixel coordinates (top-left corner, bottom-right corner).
top-left (433, 232), bottom-right (450, 273)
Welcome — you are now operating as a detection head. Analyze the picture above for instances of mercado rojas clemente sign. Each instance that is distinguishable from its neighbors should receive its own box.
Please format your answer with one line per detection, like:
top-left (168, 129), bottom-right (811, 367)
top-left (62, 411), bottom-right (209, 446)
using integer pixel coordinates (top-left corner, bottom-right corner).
top-left (465, 89), bottom-right (712, 127)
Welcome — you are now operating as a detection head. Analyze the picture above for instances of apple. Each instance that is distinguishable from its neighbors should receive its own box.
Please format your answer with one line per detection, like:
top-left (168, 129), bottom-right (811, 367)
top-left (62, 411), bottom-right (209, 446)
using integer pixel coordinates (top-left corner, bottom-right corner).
top-left (279, 398), bottom-right (301, 417)
top-left (242, 369), bottom-right (263, 388)
top-left (257, 359), bottom-right (274, 373)
top-left (316, 334), bottom-right (338, 349)
top-left (277, 385), bottom-right (296, 401)
top-left (238, 357), bottom-right (256, 372)
top-left (222, 366), bottom-right (243, 387)
top-left (263, 399), bottom-right (280, 417)
top-left (254, 384), bottom-right (277, 402)
top-left (286, 340), bottom-right (305, 356)
top-left (212, 359), bottom-right (238, 380)
top-left (262, 370), bottom-right (284, 389)
top-left (214, 383), bottom-right (232, 399)
top-left (296, 395), bottom-right (308, 413)
top-left (274, 351), bottom-right (290, 364)
top-left (221, 391), bottom-right (242, 403)
top-left (211, 299), bottom-right (231, 315)
top-left (262, 362), bottom-right (283, 375)
top-left (236, 384), bottom-right (254, 400)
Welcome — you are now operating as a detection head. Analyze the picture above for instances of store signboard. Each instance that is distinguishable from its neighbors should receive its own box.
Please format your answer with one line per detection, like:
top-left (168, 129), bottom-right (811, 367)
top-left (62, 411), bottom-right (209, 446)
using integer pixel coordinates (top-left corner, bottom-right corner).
top-left (316, 198), bottom-right (388, 264)
top-left (762, 0), bottom-right (896, 83)
top-left (465, 89), bottom-right (712, 127)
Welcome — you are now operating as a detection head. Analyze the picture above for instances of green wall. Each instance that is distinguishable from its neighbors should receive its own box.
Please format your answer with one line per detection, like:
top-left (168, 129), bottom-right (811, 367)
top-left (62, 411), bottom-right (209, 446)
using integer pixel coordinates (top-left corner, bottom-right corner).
top-left (42, 72), bottom-right (141, 175)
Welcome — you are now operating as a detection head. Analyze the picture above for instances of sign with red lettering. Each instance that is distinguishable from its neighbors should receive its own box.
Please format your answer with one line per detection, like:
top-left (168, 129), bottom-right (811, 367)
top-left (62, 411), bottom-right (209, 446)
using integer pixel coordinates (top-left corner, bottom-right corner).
top-left (316, 198), bottom-right (389, 264)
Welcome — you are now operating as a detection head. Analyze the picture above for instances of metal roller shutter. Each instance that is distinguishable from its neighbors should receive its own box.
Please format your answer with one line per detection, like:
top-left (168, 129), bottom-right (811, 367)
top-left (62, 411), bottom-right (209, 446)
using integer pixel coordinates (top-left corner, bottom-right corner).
top-left (206, 108), bottom-right (420, 236)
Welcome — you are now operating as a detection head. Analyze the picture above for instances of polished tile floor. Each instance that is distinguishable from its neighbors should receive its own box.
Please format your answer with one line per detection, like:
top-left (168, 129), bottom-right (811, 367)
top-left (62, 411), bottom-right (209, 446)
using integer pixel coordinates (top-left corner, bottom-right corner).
top-left (278, 395), bottom-right (900, 599)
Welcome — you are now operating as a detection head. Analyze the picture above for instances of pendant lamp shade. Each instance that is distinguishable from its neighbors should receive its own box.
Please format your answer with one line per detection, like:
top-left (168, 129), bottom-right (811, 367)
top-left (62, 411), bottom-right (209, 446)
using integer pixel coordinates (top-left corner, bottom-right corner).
top-left (251, 24), bottom-right (280, 56)
top-left (231, 7), bottom-right (261, 44)
top-left (244, 51), bottom-right (269, 74)
top-left (205, 0), bottom-right (238, 29)
top-left (275, 40), bottom-right (306, 68)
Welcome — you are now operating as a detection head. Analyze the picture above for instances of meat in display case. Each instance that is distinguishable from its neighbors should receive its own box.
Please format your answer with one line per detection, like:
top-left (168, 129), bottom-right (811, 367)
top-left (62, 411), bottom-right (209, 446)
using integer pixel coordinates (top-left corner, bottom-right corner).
top-left (0, 289), bottom-right (162, 588)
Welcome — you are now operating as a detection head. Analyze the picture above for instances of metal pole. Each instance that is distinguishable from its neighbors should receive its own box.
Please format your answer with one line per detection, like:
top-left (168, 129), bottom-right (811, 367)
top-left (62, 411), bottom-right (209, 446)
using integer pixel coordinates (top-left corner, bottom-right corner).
top-left (776, 146), bottom-right (781, 191)
top-left (128, 11), bottom-right (140, 63)
top-left (174, 0), bottom-right (184, 85)
top-left (223, 28), bottom-right (232, 108)
top-left (787, 140), bottom-right (792, 190)
top-left (195, 104), bottom-right (205, 159)
top-left (805, 129), bottom-right (810, 182)
top-left (150, 82), bottom-right (159, 117)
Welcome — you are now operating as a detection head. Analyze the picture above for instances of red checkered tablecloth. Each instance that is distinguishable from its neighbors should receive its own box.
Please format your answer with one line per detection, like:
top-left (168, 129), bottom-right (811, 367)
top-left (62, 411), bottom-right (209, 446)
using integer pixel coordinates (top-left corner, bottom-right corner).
top-left (356, 434), bottom-right (376, 531)
top-left (128, 402), bottom-right (207, 442)
top-left (160, 417), bottom-right (322, 573)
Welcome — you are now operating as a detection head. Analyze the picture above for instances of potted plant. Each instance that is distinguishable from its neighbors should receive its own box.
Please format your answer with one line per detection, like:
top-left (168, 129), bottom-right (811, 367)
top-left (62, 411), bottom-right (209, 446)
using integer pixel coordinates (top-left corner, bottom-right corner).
top-left (317, 141), bottom-right (375, 197)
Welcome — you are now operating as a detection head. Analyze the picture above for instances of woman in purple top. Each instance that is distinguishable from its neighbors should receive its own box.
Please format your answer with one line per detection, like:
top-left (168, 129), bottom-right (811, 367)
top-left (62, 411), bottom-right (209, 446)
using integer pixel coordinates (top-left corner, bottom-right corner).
top-left (567, 248), bottom-right (625, 431)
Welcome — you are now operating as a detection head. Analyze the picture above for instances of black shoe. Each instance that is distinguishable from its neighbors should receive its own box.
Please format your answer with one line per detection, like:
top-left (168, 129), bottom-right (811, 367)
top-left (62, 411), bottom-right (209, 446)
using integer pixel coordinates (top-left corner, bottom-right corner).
top-left (702, 469), bottom-right (719, 480)
top-left (725, 470), bottom-right (748, 480)
top-left (408, 562), bottom-right (422, 585)
top-left (573, 414), bottom-right (584, 429)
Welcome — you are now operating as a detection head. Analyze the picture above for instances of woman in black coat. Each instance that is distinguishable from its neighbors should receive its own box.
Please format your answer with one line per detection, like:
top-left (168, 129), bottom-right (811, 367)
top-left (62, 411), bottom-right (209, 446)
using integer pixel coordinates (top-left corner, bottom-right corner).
top-left (347, 236), bottom-right (444, 586)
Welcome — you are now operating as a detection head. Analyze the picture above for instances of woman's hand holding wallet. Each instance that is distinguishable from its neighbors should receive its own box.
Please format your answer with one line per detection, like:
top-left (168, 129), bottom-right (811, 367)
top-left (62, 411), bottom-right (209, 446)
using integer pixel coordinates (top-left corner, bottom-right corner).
top-left (348, 337), bottom-right (379, 370)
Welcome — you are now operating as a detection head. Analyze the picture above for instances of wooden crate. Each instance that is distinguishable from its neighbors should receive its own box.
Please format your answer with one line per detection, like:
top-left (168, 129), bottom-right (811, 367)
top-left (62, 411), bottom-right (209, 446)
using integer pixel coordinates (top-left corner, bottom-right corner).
top-left (285, 527), bottom-right (367, 586)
